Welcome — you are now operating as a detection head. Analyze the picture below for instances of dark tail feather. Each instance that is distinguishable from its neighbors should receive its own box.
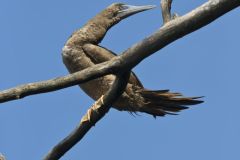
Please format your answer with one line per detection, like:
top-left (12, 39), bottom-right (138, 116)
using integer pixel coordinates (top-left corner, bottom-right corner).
top-left (139, 89), bottom-right (203, 117)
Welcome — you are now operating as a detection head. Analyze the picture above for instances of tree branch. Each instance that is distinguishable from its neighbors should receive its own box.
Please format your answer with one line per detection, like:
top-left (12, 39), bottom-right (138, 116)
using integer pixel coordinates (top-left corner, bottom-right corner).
top-left (0, 58), bottom-right (121, 103)
top-left (0, 0), bottom-right (239, 159)
top-left (119, 0), bottom-right (240, 68)
top-left (161, 0), bottom-right (173, 24)
top-left (0, 0), bottom-right (239, 104)
top-left (0, 154), bottom-right (5, 160)
top-left (43, 72), bottom-right (130, 160)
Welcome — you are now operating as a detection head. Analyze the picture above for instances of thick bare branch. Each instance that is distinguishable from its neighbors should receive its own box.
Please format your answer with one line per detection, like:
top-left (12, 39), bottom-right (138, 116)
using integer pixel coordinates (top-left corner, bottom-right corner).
top-left (120, 0), bottom-right (240, 68)
top-left (0, 0), bottom-right (239, 104)
top-left (161, 0), bottom-right (173, 24)
top-left (0, 57), bottom-right (121, 103)
top-left (0, 154), bottom-right (5, 160)
top-left (43, 72), bottom-right (130, 160)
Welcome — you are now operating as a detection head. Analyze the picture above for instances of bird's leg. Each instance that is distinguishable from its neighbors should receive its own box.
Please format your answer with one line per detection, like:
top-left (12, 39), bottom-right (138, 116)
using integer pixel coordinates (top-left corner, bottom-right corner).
top-left (80, 95), bottom-right (105, 124)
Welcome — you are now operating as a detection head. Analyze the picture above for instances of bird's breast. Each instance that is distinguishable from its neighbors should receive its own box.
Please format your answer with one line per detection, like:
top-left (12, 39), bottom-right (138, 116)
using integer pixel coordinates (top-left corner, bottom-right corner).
top-left (62, 45), bottom-right (117, 104)
top-left (62, 45), bottom-right (144, 112)
top-left (62, 45), bottom-right (94, 73)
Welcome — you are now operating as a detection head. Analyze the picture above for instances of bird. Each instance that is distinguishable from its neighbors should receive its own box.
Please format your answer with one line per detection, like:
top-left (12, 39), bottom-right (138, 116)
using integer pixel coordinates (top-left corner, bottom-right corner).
top-left (62, 3), bottom-right (203, 117)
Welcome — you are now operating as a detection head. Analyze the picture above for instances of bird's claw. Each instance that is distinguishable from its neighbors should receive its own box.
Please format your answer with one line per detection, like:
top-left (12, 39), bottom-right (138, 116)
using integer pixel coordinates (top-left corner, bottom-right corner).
top-left (80, 95), bottom-right (105, 124)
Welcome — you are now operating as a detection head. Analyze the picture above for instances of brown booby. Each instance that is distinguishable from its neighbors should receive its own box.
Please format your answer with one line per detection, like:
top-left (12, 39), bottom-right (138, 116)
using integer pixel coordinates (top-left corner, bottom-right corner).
top-left (62, 3), bottom-right (203, 117)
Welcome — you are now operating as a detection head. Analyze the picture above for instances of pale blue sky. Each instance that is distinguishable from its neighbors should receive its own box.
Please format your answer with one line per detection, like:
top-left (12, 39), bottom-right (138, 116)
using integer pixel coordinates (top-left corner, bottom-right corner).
top-left (0, 1), bottom-right (239, 160)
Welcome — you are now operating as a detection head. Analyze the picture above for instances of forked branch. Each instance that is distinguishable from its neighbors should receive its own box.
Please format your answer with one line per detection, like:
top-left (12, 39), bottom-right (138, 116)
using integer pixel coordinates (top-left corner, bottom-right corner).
top-left (43, 72), bottom-right (130, 160)
top-left (0, 1), bottom-right (239, 159)
top-left (161, 0), bottom-right (173, 24)
top-left (0, 0), bottom-right (239, 105)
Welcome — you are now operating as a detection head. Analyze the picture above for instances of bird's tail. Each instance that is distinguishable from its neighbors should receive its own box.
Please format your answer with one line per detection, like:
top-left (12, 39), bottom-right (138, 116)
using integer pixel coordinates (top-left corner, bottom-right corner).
top-left (138, 89), bottom-right (203, 117)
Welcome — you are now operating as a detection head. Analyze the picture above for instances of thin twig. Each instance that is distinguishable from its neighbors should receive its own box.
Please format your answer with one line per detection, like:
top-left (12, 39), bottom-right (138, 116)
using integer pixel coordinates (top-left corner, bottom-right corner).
top-left (43, 72), bottom-right (131, 160)
top-left (161, 0), bottom-right (173, 24)
top-left (0, 0), bottom-right (239, 105)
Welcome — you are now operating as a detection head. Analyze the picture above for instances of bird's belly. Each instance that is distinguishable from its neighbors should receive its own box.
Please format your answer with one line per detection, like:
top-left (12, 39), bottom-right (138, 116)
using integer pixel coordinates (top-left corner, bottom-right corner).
top-left (79, 74), bottom-right (140, 111)
top-left (79, 75), bottom-right (115, 100)
top-left (62, 46), bottom-right (142, 111)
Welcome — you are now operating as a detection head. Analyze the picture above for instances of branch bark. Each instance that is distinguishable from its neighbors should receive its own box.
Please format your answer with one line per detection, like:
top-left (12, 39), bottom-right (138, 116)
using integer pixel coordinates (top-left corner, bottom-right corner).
top-left (0, 154), bottom-right (5, 160)
top-left (0, 0), bottom-right (239, 159)
top-left (43, 72), bottom-right (130, 160)
top-left (161, 0), bottom-right (173, 24)
top-left (0, 0), bottom-right (239, 105)
top-left (0, 58), bottom-right (121, 103)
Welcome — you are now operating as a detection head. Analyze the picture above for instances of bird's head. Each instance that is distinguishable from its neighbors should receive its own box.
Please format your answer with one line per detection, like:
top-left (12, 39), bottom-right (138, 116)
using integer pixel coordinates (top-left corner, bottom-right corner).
top-left (96, 3), bottom-right (156, 28)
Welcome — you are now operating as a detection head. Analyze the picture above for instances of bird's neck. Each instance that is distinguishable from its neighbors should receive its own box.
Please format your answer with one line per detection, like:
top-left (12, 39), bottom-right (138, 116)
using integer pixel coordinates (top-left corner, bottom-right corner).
top-left (65, 16), bottom-right (114, 48)
top-left (84, 19), bottom-right (109, 43)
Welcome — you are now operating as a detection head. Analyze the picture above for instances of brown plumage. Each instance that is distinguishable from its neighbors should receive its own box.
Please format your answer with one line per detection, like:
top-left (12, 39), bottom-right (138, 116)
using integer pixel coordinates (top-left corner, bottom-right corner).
top-left (62, 3), bottom-right (203, 117)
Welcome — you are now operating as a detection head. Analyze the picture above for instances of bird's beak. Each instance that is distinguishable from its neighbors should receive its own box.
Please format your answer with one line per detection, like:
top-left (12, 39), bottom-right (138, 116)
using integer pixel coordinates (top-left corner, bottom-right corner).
top-left (117, 5), bottom-right (156, 19)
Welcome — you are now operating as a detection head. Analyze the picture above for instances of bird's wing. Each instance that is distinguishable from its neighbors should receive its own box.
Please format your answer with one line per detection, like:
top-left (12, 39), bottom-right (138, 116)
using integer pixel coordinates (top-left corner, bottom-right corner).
top-left (83, 44), bottom-right (116, 62)
top-left (82, 43), bottom-right (143, 87)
